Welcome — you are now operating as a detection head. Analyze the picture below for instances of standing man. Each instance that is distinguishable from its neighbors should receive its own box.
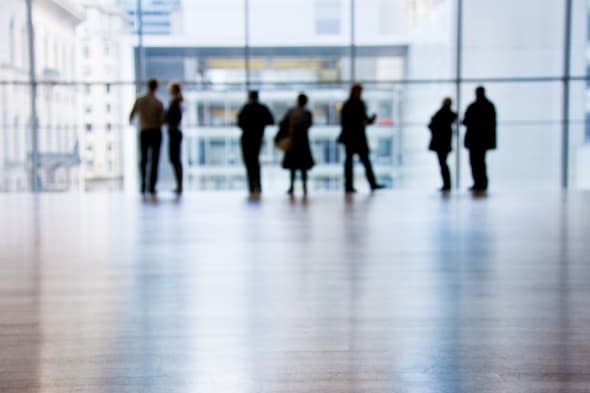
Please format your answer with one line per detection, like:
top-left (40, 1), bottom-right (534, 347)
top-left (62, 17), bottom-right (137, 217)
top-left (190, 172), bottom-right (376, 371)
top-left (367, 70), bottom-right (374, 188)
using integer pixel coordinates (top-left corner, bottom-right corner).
top-left (462, 86), bottom-right (497, 192)
top-left (237, 90), bottom-right (274, 196)
top-left (338, 83), bottom-right (385, 193)
top-left (428, 97), bottom-right (457, 191)
top-left (129, 78), bottom-right (164, 195)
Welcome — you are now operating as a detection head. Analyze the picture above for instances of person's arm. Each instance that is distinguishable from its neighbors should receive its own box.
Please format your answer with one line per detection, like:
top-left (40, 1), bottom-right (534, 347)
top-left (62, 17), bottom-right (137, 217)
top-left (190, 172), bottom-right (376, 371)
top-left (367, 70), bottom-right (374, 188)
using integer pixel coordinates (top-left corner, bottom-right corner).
top-left (452, 111), bottom-right (458, 123)
top-left (340, 103), bottom-right (347, 127)
top-left (129, 99), bottom-right (138, 124)
top-left (462, 106), bottom-right (471, 126)
top-left (428, 113), bottom-right (436, 132)
top-left (491, 104), bottom-right (497, 131)
top-left (159, 101), bottom-right (165, 126)
top-left (265, 106), bottom-right (275, 126)
top-left (362, 101), bottom-right (376, 125)
top-left (279, 110), bottom-right (290, 130)
top-left (165, 101), bottom-right (180, 125)
top-left (237, 106), bottom-right (246, 129)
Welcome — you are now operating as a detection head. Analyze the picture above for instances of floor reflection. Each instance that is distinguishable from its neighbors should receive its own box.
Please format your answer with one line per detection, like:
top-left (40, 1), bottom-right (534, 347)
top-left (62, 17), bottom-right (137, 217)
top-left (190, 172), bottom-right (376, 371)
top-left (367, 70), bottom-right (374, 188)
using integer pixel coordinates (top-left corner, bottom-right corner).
top-left (1, 192), bottom-right (590, 392)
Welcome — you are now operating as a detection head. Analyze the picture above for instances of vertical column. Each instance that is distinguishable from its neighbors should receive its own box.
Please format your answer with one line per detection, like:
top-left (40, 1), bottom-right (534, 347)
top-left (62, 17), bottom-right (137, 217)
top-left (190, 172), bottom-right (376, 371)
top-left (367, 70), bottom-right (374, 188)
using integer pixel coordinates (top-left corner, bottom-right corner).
top-left (350, 0), bottom-right (356, 83)
top-left (454, 0), bottom-right (463, 190)
top-left (136, 0), bottom-right (145, 90)
top-left (562, 0), bottom-right (572, 189)
top-left (245, 0), bottom-right (250, 91)
top-left (25, 0), bottom-right (39, 192)
top-left (130, 0), bottom-right (144, 194)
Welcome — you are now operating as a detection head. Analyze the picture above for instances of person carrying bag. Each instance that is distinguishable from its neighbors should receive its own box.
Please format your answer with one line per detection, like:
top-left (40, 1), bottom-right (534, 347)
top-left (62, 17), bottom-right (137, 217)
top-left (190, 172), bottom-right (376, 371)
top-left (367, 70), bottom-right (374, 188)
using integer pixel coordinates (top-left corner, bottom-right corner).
top-left (278, 94), bottom-right (314, 195)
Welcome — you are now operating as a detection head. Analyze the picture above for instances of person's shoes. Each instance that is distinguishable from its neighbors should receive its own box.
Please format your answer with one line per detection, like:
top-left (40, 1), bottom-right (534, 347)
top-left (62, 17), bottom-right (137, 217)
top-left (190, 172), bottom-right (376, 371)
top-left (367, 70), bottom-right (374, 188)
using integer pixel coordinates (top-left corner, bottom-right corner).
top-left (287, 187), bottom-right (294, 195)
top-left (469, 185), bottom-right (487, 192)
top-left (371, 184), bottom-right (386, 191)
top-left (345, 187), bottom-right (357, 193)
top-left (440, 186), bottom-right (451, 192)
top-left (174, 188), bottom-right (182, 195)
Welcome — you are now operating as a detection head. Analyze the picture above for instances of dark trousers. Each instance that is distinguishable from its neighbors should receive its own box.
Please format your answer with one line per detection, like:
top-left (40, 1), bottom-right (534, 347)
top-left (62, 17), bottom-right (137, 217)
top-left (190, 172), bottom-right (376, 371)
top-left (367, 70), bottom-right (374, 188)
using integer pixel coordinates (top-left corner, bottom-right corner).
top-left (344, 146), bottom-right (377, 190)
top-left (436, 150), bottom-right (451, 189)
top-left (139, 129), bottom-right (162, 193)
top-left (168, 129), bottom-right (183, 192)
top-left (241, 137), bottom-right (263, 193)
top-left (469, 149), bottom-right (488, 190)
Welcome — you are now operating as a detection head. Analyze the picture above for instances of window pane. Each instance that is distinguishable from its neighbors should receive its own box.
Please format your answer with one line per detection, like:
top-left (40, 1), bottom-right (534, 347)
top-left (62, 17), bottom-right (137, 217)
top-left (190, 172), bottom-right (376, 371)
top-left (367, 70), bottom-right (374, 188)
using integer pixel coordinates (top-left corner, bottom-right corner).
top-left (1, 0), bottom-right (29, 191)
top-left (0, 0), bottom-right (584, 192)
top-left (457, 82), bottom-right (562, 190)
top-left (353, 0), bottom-right (413, 82)
top-left (248, 0), bottom-right (351, 85)
top-left (462, 1), bottom-right (565, 79)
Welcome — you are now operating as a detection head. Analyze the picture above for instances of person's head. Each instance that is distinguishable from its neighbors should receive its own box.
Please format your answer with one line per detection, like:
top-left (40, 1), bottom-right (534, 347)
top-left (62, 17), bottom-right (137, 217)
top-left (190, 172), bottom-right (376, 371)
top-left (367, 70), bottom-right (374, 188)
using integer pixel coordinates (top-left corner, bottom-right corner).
top-left (297, 93), bottom-right (308, 107)
top-left (475, 86), bottom-right (486, 100)
top-left (350, 83), bottom-right (363, 100)
top-left (248, 90), bottom-right (259, 103)
top-left (169, 82), bottom-right (183, 101)
top-left (442, 97), bottom-right (452, 108)
top-left (147, 78), bottom-right (159, 93)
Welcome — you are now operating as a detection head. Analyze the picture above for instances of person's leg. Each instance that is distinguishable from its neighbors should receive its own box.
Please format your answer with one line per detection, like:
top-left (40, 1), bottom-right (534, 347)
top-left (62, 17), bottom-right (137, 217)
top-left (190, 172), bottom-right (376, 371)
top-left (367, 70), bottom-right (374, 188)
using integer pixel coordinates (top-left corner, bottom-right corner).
top-left (139, 131), bottom-right (149, 193)
top-left (149, 130), bottom-right (162, 193)
top-left (469, 149), bottom-right (478, 189)
top-left (288, 169), bottom-right (295, 194)
top-left (241, 138), bottom-right (255, 193)
top-left (344, 145), bottom-right (354, 191)
top-left (169, 131), bottom-right (183, 192)
top-left (359, 150), bottom-right (379, 188)
top-left (252, 141), bottom-right (262, 193)
top-left (437, 151), bottom-right (451, 190)
top-left (301, 169), bottom-right (308, 194)
top-left (470, 149), bottom-right (486, 190)
top-left (480, 150), bottom-right (488, 190)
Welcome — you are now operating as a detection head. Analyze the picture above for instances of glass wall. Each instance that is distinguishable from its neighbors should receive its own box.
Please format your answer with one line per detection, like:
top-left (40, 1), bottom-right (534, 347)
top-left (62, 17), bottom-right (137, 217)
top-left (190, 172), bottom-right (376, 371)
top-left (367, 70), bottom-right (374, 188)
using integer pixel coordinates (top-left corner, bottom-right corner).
top-left (0, 0), bottom-right (587, 192)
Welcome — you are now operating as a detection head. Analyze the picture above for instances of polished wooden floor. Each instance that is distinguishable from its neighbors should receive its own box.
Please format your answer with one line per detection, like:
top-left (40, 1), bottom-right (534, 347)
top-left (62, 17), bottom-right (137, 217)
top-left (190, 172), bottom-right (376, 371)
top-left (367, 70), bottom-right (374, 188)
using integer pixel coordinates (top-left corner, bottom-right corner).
top-left (1, 190), bottom-right (589, 393)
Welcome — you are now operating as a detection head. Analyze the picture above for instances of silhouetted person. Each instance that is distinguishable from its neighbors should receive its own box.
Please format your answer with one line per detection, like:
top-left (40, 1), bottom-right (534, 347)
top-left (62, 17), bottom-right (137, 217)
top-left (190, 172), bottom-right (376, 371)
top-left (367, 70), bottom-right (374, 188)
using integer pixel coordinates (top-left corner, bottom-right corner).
top-left (130, 78), bottom-right (164, 195)
top-left (281, 93), bottom-right (314, 195)
top-left (463, 86), bottom-right (497, 192)
top-left (338, 83), bottom-right (385, 193)
top-left (165, 82), bottom-right (184, 195)
top-left (237, 91), bottom-right (274, 195)
top-left (428, 97), bottom-right (457, 191)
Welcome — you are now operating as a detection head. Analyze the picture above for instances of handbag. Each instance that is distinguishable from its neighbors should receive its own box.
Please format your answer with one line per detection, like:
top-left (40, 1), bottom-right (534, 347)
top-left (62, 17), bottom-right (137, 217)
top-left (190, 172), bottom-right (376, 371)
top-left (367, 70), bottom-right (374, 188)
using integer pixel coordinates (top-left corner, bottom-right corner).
top-left (274, 110), bottom-right (296, 152)
top-left (275, 133), bottom-right (292, 152)
top-left (274, 118), bottom-right (292, 152)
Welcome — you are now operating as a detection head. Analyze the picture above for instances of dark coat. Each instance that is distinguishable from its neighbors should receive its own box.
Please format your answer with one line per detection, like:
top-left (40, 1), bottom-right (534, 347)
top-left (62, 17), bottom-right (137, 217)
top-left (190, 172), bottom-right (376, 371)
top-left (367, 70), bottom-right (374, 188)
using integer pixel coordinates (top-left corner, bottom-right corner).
top-left (237, 102), bottom-right (274, 141)
top-left (337, 98), bottom-right (373, 154)
top-left (428, 107), bottom-right (457, 152)
top-left (281, 107), bottom-right (314, 170)
top-left (463, 98), bottom-right (497, 150)
top-left (165, 98), bottom-right (183, 131)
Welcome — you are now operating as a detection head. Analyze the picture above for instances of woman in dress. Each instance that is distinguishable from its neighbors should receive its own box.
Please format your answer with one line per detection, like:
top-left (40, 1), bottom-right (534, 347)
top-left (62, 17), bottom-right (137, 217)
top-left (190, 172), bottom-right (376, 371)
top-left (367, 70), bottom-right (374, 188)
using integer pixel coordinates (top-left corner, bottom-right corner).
top-left (165, 82), bottom-right (184, 194)
top-left (281, 93), bottom-right (314, 195)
